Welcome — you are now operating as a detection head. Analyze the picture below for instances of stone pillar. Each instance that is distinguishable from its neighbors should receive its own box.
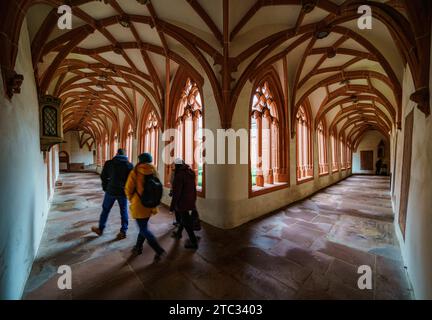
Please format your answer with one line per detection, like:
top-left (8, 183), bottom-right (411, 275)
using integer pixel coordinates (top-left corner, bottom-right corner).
top-left (192, 113), bottom-right (199, 179)
top-left (182, 117), bottom-right (186, 160)
top-left (96, 142), bottom-right (102, 166)
top-left (255, 115), bottom-right (264, 187)
top-left (267, 114), bottom-right (274, 184)
top-left (132, 133), bottom-right (138, 165)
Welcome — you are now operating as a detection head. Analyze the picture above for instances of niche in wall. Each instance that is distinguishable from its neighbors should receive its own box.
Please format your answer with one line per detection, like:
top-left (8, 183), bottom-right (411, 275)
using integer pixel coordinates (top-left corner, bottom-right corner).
top-left (399, 110), bottom-right (414, 239)
top-left (59, 151), bottom-right (70, 171)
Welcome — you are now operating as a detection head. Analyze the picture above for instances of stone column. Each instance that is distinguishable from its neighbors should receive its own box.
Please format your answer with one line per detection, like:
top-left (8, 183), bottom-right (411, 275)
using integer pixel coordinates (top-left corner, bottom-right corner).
top-left (192, 113), bottom-right (199, 180)
top-left (255, 115), bottom-right (264, 187)
top-left (132, 132), bottom-right (138, 165)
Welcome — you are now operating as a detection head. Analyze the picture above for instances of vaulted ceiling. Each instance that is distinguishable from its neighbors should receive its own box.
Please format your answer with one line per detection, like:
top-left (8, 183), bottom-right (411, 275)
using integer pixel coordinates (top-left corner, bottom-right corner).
top-left (15, 0), bottom-right (430, 148)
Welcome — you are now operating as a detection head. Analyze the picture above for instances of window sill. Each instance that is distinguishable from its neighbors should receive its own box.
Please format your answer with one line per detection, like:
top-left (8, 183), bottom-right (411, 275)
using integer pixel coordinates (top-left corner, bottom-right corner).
top-left (296, 176), bottom-right (314, 185)
top-left (319, 172), bottom-right (329, 177)
top-left (249, 182), bottom-right (289, 198)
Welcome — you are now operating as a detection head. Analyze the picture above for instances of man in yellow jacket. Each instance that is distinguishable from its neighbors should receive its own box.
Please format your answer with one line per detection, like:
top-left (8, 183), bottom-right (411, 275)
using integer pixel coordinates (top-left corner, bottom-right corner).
top-left (125, 152), bottom-right (165, 261)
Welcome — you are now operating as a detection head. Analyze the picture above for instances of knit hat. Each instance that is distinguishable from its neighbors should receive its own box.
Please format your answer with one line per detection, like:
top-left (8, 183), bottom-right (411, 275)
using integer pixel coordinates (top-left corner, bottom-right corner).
top-left (138, 152), bottom-right (153, 164)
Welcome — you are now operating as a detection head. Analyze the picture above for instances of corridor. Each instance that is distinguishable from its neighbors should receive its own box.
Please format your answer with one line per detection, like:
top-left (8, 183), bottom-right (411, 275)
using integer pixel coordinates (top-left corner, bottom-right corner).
top-left (23, 173), bottom-right (411, 300)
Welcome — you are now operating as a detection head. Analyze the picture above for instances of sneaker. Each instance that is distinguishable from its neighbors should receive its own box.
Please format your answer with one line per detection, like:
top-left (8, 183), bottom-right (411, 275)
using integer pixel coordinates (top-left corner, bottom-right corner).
top-left (91, 226), bottom-right (103, 236)
top-left (154, 250), bottom-right (166, 262)
top-left (116, 231), bottom-right (127, 240)
top-left (184, 240), bottom-right (198, 250)
top-left (131, 245), bottom-right (143, 255)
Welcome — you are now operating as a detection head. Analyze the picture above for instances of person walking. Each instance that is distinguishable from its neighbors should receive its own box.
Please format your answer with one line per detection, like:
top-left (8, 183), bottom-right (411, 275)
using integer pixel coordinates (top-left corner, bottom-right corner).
top-left (375, 158), bottom-right (383, 175)
top-left (91, 149), bottom-right (133, 240)
top-left (170, 158), bottom-right (199, 249)
top-left (125, 153), bottom-right (165, 261)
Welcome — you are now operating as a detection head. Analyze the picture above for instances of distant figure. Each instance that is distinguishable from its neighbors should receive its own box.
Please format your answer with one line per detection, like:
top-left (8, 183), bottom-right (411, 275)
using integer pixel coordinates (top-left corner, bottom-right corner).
top-left (170, 158), bottom-right (199, 249)
top-left (125, 153), bottom-right (165, 261)
top-left (92, 149), bottom-right (133, 240)
top-left (376, 158), bottom-right (383, 175)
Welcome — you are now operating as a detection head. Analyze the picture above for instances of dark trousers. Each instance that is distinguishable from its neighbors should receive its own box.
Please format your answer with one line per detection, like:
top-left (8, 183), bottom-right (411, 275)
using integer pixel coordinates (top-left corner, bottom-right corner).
top-left (99, 193), bottom-right (128, 233)
top-left (136, 218), bottom-right (164, 255)
top-left (174, 211), bottom-right (181, 224)
top-left (177, 211), bottom-right (198, 244)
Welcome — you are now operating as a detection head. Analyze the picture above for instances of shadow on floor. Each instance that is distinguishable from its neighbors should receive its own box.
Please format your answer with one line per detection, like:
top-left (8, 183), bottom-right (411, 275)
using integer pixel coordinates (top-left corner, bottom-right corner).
top-left (23, 173), bottom-right (412, 300)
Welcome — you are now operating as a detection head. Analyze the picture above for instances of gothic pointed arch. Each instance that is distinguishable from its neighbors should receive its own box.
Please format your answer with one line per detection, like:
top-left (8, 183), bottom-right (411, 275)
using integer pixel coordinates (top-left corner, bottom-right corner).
top-left (249, 67), bottom-right (289, 195)
top-left (317, 118), bottom-right (329, 176)
top-left (166, 67), bottom-right (205, 194)
top-left (295, 98), bottom-right (313, 182)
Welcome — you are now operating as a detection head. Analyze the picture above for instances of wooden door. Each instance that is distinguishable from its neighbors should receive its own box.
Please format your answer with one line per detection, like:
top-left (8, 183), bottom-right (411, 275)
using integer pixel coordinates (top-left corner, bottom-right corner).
top-left (360, 150), bottom-right (374, 170)
top-left (399, 110), bottom-right (414, 239)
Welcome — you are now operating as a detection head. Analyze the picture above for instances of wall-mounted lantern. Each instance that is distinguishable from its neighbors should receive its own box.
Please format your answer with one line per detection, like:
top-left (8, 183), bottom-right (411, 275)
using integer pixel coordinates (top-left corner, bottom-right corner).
top-left (39, 95), bottom-right (64, 152)
top-left (6, 71), bottom-right (24, 99)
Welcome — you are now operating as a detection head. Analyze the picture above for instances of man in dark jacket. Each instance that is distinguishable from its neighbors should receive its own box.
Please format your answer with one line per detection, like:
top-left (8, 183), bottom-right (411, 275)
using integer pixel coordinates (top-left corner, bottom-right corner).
top-left (170, 158), bottom-right (199, 249)
top-left (92, 149), bottom-right (133, 240)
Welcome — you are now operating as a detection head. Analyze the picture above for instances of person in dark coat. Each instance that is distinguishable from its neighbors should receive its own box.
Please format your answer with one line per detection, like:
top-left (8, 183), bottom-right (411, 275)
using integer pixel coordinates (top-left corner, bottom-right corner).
top-left (91, 149), bottom-right (133, 240)
top-left (170, 158), bottom-right (199, 249)
top-left (375, 158), bottom-right (383, 175)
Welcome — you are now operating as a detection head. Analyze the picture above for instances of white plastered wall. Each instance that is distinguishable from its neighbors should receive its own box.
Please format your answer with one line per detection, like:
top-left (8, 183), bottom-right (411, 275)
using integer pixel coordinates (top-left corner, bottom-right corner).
top-left (391, 41), bottom-right (432, 299)
top-left (0, 20), bottom-right (58, 299)
top-left (60, 131), bottom-right (95, 166)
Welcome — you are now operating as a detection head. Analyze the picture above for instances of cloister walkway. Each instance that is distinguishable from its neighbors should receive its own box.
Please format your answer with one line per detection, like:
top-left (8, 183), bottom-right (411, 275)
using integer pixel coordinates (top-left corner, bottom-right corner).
top-left (24, 173), bottom-right (411, 299)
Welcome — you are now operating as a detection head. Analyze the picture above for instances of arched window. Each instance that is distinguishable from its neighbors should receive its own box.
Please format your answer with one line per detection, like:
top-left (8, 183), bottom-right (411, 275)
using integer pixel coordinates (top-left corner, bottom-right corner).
top-left (143, 111), bottom-right (159, 166)
top-left (126, 125), bottom-right (133, 161)
top-left (317, 121), bottom-right (328, 175)
top-left (340, 136), bottom-right (346, 170)
top-left (250, 82), bottom-right (280, 187)
top-left (331, 130), bottom-right (338, 172)
top-left (174, 78), bottom-right (203, 190)
top-left (296, 106), bottom-right (313, 181)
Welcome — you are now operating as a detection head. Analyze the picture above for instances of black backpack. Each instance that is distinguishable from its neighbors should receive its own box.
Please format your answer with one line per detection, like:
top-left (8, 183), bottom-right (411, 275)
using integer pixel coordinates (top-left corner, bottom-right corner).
top-left (139, 173), bottom-right (163, 208)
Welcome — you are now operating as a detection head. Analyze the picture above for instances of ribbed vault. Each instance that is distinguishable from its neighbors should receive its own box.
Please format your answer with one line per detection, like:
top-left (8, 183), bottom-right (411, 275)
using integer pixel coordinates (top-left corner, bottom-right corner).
top-left (1, 0), bottom-right (430, 149)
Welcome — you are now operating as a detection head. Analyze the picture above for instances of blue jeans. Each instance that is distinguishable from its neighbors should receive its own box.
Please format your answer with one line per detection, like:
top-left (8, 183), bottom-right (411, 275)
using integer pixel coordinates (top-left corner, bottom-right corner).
top-left (99, 193), bottom-right (128, 233)
top-left (136, 218), bottom-right (164, 255)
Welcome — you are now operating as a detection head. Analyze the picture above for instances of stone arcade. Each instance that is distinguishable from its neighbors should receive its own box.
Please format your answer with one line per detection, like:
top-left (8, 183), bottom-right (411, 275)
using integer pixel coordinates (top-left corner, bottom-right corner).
top-left (0, 0), bottom-right (431, 300)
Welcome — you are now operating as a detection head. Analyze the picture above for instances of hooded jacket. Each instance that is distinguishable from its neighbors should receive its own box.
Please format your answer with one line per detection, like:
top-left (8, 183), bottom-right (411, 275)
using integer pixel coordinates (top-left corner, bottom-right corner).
top-left (124, 163), bottom-right (159, 219)
top-left (170, 164), bottom-right (197, 212)
top-left (100, 155), bottom-right (133, 196)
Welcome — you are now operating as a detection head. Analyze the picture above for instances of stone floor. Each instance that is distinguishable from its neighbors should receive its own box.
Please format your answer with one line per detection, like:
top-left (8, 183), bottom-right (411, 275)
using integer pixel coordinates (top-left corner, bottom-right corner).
top-left (23, 173), bottom-right (412, 300)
